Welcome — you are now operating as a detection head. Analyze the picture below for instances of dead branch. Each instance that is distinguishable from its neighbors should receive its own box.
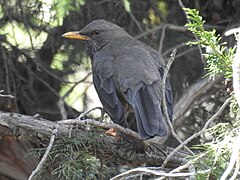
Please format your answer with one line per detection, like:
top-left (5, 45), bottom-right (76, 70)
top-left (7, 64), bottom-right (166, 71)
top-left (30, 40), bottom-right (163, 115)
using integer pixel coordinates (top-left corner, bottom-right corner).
top-left (0, 111), bottom-right (189, 168)
top-left (173, 76), bottom-right (223, 128)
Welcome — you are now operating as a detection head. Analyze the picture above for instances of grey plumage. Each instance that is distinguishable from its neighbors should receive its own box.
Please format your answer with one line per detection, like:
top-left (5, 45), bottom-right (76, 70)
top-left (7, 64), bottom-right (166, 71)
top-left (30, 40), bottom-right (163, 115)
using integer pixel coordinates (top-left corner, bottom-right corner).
top-left (63, 19), bottom-right (173, 140)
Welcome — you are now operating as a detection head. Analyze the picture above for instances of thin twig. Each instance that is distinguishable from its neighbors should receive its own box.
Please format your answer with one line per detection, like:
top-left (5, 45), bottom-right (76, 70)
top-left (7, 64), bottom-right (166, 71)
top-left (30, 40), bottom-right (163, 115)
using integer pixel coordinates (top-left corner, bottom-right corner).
top-left (135, 22), bottom-right (224, 40)
top-left (33, 73), bottom-right (60, 97)
top-left (129, 12), bottom-right (144, 33)
top-left (61, 72), bottom-right (92, 100)
top-left (2, 47), bottom-right (12, 105)
top-left (18, 1), bottom-right (40, 71)
top-left (28, 124), bottom-right (59, 180)
top-left (177, 0), bottom-right (205, 67)
top-left (175, 47), bottom-right (198, 59)
top-left (135, 23), bottom-right (187, 40)
top-left (162, 41), bottom-right (189, 57)
top-left (162, 97), bottom-right (231, 167)
top-left (57, 72), bottom-right (92, 119)
top-left (57, 99), bottom-right (67, 120)
top-left (78, 107), bottom-right (105, 119)
top-left (0, 90), bottom-right (14, 99)
top-left (158, 24), bottom-right (166, 54)
top-left (162, 48), bottom-right (194, 157)
top-left (38, 62), bottom-right (91, 84)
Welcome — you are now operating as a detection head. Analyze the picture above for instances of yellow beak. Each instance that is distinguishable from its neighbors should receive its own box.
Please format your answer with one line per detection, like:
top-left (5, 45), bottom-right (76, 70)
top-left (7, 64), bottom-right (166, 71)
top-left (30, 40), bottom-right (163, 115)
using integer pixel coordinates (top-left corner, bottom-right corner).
top-left (62, 31), bottom-right (89, 41)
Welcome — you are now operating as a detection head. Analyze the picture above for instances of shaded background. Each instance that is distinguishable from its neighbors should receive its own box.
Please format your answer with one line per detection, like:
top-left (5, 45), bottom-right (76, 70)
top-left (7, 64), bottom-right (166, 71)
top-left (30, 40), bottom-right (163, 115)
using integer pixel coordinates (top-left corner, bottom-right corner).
top-left (0, 0), bottom-right (239, 179)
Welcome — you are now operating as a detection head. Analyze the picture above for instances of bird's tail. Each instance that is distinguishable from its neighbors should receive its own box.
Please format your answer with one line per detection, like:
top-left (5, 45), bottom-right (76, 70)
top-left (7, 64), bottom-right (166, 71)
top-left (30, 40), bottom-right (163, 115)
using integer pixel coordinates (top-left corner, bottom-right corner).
top-left (127, 85), bottom-right (168, 139)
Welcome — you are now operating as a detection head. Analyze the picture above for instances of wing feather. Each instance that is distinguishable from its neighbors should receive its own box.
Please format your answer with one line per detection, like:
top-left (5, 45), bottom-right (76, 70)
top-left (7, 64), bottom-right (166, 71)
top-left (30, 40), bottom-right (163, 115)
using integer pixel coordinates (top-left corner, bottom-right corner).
top-left (93, 74), bottom-right (127, 126)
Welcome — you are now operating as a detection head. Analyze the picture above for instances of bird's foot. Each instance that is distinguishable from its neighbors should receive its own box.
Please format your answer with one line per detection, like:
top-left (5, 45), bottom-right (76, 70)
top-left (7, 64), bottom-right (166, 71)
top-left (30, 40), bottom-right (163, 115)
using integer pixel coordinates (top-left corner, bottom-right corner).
top-left (105, 128), bottom-right (117, 136)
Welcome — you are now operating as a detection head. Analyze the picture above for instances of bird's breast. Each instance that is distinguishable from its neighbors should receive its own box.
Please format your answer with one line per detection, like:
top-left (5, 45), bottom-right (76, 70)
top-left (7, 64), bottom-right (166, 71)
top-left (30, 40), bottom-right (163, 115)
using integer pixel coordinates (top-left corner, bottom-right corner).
top-left (92, 51), bottom-right (114, 80)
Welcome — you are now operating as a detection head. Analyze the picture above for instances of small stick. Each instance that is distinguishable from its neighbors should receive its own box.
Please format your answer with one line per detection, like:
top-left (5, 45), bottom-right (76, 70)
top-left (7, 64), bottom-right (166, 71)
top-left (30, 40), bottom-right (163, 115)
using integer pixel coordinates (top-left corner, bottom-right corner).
top-left (28, 124), bottom-right (59, 180)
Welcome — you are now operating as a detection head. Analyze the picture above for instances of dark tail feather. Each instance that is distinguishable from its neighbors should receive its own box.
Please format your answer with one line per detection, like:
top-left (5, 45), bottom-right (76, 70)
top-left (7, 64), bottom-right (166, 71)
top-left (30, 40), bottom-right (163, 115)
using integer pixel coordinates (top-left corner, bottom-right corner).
top-left (127, 86), bottom-right (168, 139)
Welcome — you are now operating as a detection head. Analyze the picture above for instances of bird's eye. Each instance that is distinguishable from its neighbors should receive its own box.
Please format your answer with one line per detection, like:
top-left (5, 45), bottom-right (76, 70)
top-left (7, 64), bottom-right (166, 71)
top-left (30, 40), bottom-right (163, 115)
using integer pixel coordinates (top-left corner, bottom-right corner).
top-left (92, 30), bottom-right (100, 36)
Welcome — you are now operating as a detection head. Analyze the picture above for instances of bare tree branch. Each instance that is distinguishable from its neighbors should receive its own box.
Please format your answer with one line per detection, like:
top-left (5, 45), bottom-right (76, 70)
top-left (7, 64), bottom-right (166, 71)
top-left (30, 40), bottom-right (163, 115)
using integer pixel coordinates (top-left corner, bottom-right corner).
top-left (173, 76), bottom-right (223, 128)
top-left (0, 111), bottom-right (189, 168)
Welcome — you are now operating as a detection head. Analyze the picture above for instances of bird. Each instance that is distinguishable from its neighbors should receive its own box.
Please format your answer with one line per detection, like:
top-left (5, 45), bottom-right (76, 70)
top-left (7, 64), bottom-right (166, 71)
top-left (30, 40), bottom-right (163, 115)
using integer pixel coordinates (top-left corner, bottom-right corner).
top-left (62, 19), bottom-right (173, 142)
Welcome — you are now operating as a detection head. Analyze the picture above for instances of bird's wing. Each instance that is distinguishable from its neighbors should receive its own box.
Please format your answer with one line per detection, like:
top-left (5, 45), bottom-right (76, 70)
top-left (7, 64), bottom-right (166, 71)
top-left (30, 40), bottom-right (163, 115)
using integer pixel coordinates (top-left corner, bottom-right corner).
top-left (92, 53), bottom-right (127, 127)
top-left (121, 45), bottom-right (173, 139)
top-left (147, 46), bottom-right (174, 120)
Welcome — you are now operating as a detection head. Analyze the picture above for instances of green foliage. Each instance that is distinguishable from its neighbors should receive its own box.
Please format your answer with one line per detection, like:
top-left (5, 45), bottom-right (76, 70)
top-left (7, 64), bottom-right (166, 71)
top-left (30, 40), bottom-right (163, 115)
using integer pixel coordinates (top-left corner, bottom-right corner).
top-left (229, 96), bottom-right (240, 119)
top-left (123, 0), bottom-right (131, 12)
top-left (53, 0), bottom-right (72, 26)
top-left (30, 132), bottom-right (106, 179)
top-left (0, 21), bottom-right (47, 49)
top-left (158, 1), bottom-right (168, 17)
top-left (184, 8), bottom-right (239, 179)
top-left (184, 8), bottom-right (235, 79)
top-left (51, 52), bottom-right (69, 70)
top-left (53, 0), bottom-right (86, 26)
top-left (51, 138), bottom-right (100, 180)
top-left (0, 5), bottom-right (4, 18)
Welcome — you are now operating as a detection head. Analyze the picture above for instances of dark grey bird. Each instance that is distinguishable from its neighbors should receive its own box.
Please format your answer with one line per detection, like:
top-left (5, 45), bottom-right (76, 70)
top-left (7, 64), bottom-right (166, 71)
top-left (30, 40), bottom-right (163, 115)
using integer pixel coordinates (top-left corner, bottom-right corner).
top-left (62, 20), bottom-right (173, 142)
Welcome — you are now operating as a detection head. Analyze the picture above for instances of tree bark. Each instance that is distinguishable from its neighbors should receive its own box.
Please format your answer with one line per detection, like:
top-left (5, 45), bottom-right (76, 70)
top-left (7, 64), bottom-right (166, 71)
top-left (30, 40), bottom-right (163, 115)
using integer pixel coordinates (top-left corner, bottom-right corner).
top-left (0, 111), bottom-right (189, 168)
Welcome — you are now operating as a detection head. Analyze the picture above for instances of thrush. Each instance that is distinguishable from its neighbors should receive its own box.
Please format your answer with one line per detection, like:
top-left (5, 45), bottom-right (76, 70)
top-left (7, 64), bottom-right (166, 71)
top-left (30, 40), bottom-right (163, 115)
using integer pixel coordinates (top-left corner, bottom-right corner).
top-left (62, 20), bottom-right (173, 142)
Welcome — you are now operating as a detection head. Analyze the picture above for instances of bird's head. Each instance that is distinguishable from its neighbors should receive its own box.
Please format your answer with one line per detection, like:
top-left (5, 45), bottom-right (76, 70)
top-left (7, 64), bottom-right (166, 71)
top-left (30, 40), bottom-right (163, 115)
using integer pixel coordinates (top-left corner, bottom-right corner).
top-left (62, 19), bottom-right (129, 55)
